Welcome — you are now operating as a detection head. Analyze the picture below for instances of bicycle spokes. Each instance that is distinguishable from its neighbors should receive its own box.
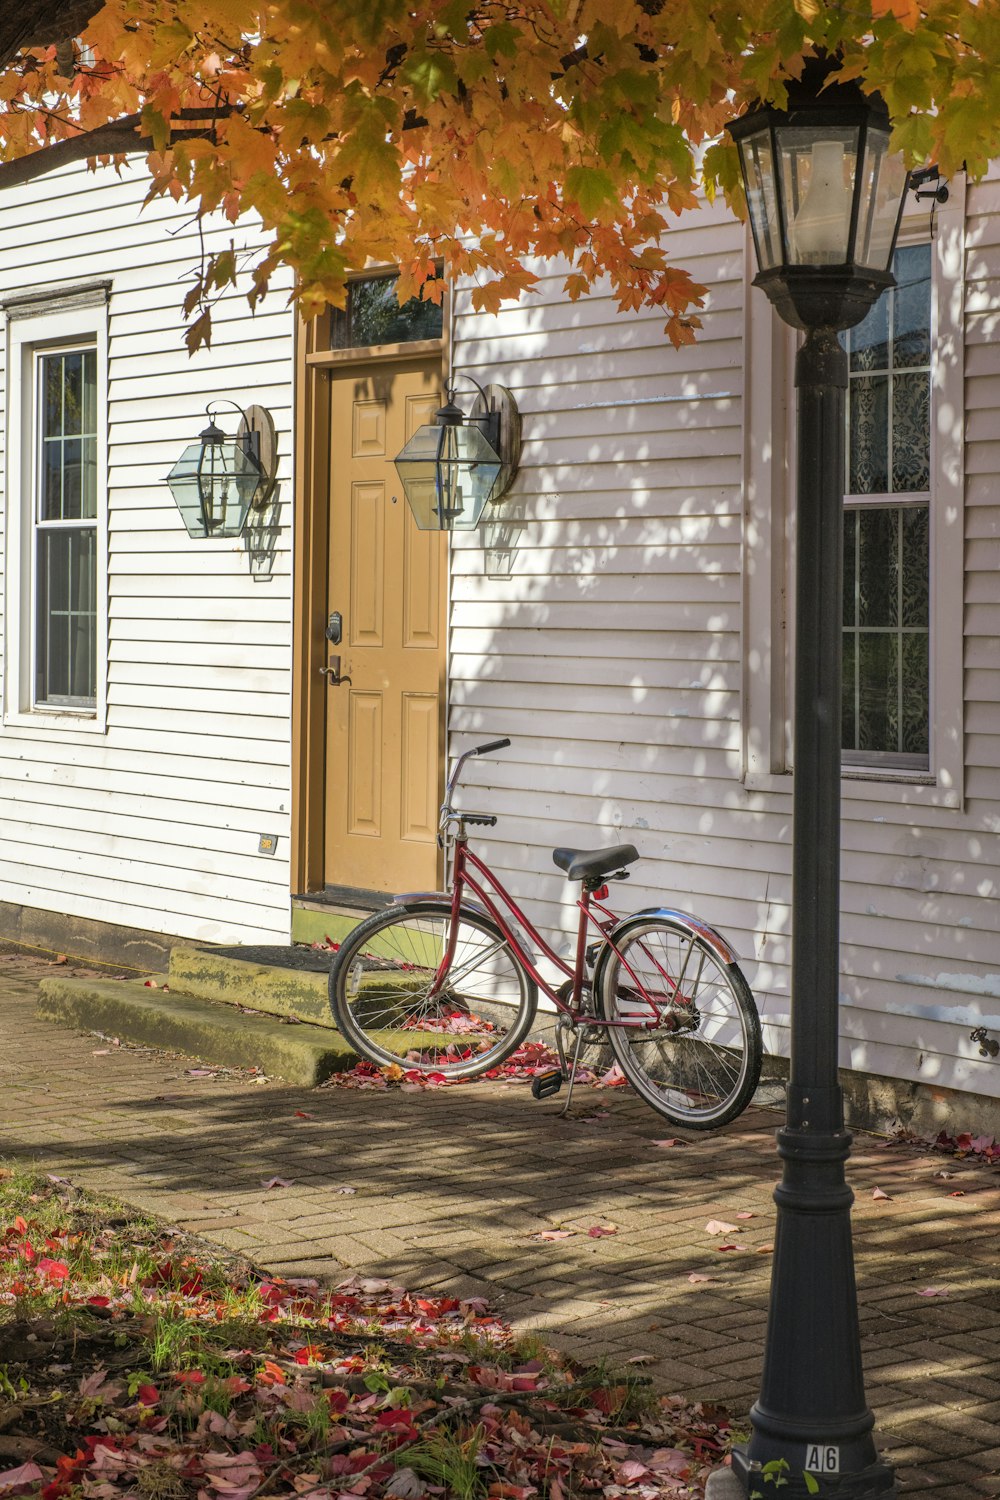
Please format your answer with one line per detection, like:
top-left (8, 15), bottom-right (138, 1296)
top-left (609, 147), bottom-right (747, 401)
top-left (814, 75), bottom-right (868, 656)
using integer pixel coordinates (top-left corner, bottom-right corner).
top-left (335, 907), bottom-right (534, 1074)
top-left (597, 917), bottom-right (762, 1128)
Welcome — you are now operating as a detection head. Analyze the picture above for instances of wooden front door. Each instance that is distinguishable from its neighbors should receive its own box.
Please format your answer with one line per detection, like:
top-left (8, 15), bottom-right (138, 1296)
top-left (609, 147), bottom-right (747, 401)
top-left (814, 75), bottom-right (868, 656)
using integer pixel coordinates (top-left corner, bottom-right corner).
top-left (324, 359), bottom-right (446, 895)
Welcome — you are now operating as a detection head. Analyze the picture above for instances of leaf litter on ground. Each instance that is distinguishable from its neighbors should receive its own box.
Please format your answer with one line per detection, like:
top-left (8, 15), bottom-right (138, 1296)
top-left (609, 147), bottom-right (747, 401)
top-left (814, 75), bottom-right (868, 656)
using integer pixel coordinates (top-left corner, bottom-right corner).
top-left (320, 1042), bottom-right (632, 1097)
top-left (0, 1165), bottom-right (732, 1499)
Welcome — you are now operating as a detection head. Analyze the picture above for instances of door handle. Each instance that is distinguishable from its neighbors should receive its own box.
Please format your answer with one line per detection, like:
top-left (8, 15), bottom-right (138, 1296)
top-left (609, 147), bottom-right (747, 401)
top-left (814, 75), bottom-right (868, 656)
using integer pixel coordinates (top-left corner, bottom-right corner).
top-left (320, 655), bottom-right (352, 687)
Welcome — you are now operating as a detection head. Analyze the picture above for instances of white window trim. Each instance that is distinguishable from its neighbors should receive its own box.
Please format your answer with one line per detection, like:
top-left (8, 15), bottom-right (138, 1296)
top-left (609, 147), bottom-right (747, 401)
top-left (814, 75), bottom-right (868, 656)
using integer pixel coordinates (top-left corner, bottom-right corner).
top-left (741, 178), bottom-right (966, 811)
top-left (3, 295), bottom-right (109, 732)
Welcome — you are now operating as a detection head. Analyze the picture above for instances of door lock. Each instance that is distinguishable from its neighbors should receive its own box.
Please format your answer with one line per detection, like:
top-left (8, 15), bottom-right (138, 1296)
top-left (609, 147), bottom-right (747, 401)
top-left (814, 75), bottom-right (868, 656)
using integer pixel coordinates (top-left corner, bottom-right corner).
top-left (319, 655), bottom-right (352, 687)
top-left (326, 611), bottom-right (343, 644)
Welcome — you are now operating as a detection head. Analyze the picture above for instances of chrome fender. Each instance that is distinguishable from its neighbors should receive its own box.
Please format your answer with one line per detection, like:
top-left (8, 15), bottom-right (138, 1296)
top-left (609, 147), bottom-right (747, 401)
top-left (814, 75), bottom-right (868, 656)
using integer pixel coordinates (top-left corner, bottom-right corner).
top-left (592, 906), bottom-right (741, 996)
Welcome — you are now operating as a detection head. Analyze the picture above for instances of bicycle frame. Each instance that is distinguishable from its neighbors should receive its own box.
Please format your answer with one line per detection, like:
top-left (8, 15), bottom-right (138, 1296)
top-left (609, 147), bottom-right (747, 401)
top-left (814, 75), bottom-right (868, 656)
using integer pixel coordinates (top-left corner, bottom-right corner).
top-left (437, 834), bottom-right (690, 1032)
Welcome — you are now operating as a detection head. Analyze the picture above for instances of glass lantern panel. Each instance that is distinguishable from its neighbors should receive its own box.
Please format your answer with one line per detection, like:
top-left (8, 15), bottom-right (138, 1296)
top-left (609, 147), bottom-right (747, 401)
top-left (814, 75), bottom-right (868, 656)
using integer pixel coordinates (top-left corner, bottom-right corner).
top-left (737, 125), bottom-right (782, 270)
top-left (167, 442), bottom-right (212, 536)
top-left (395, 421), bottom-right (501, 530)
top-left (855, 131), bottom-right (908, 271)
top-left (167, 440), bottom-right (259, 537)
top-left (774, 126), bottom-right (860, 264)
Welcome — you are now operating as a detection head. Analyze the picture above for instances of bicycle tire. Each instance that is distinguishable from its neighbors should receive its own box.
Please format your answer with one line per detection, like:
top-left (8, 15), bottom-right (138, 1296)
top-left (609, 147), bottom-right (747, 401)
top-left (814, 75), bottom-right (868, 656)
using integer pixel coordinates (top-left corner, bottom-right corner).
top-left (329, 899), bottom-right (538, 1080)
top-left (594, 913), bottom-right (762, 1129)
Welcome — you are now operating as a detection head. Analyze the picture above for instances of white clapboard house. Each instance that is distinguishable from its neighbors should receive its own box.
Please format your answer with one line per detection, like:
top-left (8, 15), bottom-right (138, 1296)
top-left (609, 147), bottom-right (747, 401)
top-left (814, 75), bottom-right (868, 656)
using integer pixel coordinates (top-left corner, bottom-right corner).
top-left (1, 153), bottom-right (998, 1121)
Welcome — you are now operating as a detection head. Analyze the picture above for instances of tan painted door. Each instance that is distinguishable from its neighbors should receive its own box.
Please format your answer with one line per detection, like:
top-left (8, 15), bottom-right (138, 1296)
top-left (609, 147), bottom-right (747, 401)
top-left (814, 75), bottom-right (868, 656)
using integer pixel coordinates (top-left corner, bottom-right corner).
top-left (324, 359), bottom-right (446, 895)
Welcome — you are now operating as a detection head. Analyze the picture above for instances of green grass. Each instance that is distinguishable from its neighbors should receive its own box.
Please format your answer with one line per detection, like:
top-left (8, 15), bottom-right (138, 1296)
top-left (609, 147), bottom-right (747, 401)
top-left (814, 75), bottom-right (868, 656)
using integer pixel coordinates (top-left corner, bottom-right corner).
top-left (410, 1425), bottom-right (488, 1500)
top-left (0, 1160), bottom-right (733, 1497)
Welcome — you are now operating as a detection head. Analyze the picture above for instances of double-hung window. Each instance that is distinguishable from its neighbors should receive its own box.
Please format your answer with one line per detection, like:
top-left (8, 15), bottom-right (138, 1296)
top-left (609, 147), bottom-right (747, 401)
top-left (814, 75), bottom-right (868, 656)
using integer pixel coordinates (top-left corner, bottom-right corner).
top-left (842, 243), bottom-right (931, 767)
top-left (3, 290), bottom-right (108, 727)
top-left (742, 185), bottom-right (964, 806)
top-left (34, 344), bottom-right (99, 705)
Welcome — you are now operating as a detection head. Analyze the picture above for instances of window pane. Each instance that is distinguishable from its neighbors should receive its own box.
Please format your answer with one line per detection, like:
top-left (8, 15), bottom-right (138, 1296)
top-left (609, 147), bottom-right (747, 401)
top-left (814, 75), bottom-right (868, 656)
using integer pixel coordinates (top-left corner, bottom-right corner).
top-left (43, 356), bottom-right (63, 439)
top-left (892, 243), bottom-right (932, 368)
top-left (857, 507), bottom-right (898, 627)
top-left (35, 527), bottom-right (97, 705)
top-left (38, 347), bottom-right (98, 520)
top-left (849, 375), bottom-right (888, 494)
top-left (63, 352), bottom-right (85, 434)
top-left (901, 633), bottom-right (929, 755)
top-left (842, 631), bottom-right (857, 748)
top-left (848, 295), bottom-right (889, 373)
top-left (843, 509), bottom-right (857, 626)
top-left (892, 372), bottom-right (930, 492)
top-left (329, 273), bottom-right (444, 349)
top-left (857, 633), bottom-right (898, 752)
top-left (41, 439), bottom-right (63, 520)
top-left (901, 507), bottom-right (930, 626)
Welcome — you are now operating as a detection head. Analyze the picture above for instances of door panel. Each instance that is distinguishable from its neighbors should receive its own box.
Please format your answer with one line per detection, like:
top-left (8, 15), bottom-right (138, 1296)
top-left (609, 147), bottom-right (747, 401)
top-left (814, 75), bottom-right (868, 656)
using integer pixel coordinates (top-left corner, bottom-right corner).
top-left (325, 360), bottom-right (445, 894)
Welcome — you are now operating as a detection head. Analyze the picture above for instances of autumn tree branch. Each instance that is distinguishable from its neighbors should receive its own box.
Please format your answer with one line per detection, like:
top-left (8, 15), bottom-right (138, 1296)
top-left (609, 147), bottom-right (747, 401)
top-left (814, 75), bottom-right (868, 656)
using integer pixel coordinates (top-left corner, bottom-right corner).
top-left (0, 0), bottom-right (105, 72)
top-left (0, 112), bottom-right (230, 191)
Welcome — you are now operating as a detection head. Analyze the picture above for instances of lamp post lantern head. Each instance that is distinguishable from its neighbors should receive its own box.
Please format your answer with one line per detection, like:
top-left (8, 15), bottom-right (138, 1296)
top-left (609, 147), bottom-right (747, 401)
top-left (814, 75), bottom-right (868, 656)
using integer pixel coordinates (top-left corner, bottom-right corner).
top-left (726, 53), bottom-right (910, 331)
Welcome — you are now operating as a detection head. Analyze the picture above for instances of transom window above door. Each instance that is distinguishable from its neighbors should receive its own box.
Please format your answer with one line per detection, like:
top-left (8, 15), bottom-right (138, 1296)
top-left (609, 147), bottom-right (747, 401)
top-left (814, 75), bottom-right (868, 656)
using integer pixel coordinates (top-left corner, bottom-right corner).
top-left (841, 242), bottom-right (931, 768)
top-left (327, 272), bottom-right (444, 351)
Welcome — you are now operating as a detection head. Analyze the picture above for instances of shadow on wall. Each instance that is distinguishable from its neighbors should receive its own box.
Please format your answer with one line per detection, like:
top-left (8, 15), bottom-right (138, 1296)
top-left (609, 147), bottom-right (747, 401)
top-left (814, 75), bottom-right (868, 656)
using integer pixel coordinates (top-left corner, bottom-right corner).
top-left (444, 248), bottom-right (791, 1043)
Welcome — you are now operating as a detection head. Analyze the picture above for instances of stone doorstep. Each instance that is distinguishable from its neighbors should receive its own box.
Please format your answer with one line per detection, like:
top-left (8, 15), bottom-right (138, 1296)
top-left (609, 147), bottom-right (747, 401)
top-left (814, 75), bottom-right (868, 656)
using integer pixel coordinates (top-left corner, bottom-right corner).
top-left (36, 955), bottom-right (490, 1087)
top-left (168, 946), bottom-right (336, 1028)
top-left (167, 945), bottom-right (422, 1030)
top-left (36, 973), bottom-right (357, 1087)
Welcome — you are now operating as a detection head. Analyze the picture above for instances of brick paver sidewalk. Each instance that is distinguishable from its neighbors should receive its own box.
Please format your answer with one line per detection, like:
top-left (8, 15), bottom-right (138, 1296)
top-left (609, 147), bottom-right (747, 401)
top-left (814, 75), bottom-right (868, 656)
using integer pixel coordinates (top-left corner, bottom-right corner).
top-left (2, 951), bottom-right (999, 1496)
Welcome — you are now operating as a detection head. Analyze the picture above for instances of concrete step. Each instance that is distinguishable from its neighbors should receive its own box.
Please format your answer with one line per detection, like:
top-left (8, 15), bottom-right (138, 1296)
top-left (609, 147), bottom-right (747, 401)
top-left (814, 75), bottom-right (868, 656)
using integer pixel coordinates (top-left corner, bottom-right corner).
top-left (37, 973), bottom-right (358, 1086)
top-left (168, 946), bottom-right (335, 1029)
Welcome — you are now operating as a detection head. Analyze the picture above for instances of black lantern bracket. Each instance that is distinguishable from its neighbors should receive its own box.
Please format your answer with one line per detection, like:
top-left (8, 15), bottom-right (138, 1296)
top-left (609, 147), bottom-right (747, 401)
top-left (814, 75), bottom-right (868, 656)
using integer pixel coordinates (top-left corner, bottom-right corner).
top-left (212, 399), bottom-right (278, 511)
top-left (465, 381), bottom-right (521, 505)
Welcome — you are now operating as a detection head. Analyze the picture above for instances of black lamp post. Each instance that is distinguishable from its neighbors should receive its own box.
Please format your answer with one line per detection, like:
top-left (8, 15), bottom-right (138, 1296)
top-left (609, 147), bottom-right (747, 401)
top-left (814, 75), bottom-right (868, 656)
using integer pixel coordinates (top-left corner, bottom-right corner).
top-left (716, 56), bottom-right (910, 1499)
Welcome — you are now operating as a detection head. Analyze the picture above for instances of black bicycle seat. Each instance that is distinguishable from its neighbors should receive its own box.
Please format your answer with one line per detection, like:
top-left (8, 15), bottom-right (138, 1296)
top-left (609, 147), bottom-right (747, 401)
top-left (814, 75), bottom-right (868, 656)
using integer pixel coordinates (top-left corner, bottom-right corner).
top-left (552, 844), bottom-right (640, 882)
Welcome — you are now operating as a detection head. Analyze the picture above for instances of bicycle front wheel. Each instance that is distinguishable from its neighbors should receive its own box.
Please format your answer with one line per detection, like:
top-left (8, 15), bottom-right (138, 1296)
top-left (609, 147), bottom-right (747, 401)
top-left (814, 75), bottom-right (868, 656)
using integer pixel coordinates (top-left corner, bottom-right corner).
top-left (329, 900), bottom-right (538, 1080)
top-left (594, 914), bottom-right (762, 1129)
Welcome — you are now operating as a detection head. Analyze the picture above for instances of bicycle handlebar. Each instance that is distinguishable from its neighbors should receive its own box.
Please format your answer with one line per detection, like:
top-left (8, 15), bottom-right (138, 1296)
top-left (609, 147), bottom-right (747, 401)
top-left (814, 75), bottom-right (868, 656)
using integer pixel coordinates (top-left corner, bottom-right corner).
top-left (469, 737), bottom-right (510, 757)
top-left (440, 737), bottom-right (510, 829)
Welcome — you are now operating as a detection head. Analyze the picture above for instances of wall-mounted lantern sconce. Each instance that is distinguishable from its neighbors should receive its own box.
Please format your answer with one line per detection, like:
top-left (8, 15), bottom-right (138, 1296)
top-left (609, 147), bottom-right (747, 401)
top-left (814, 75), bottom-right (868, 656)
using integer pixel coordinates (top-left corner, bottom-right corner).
top-left (166, 401), bottom-right (276, 539)
top-left (392, 378), bottom-right (521, 531)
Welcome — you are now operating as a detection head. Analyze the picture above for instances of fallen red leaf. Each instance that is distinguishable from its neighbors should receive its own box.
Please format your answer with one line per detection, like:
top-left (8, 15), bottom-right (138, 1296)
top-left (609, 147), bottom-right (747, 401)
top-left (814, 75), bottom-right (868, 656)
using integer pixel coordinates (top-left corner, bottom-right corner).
top-left (587, 1224), bottom-right (618, 1238)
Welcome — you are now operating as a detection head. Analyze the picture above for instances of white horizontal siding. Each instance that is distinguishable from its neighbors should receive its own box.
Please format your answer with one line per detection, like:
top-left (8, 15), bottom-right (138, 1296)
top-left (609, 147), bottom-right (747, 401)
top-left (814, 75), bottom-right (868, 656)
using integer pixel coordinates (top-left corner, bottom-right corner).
top-left (452, 181), bottom-right (1000, 1102)
top-left (0, 157), bottom-right (295, 944)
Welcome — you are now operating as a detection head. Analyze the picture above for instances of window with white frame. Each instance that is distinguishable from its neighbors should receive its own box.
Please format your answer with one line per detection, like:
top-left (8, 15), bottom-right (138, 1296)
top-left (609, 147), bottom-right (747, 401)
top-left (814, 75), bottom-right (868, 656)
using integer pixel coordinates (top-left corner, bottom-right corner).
top-left (3, 290), bottom-right (108, 727)
top-left (34, 344), bottom-right (99, 706)
top-left (841, 242), bottom-right (931, 767)
top-left (742, 186), bottom-right (965, 806)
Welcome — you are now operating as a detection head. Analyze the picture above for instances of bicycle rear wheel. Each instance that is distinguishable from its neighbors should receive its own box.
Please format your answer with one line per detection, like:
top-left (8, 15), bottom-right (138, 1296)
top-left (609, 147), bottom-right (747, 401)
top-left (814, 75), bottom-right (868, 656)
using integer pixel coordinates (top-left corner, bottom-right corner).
top-left (329, 899), bottom-right (538, 1080)
top-left (594, 914), bottom-right (762, 1129)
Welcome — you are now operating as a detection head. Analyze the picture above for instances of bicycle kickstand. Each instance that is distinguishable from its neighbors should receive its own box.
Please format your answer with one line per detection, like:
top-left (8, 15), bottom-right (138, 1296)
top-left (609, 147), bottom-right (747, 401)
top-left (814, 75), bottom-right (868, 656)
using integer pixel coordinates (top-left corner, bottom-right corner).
top-left (558, 1024), bottom-right (588, 1118)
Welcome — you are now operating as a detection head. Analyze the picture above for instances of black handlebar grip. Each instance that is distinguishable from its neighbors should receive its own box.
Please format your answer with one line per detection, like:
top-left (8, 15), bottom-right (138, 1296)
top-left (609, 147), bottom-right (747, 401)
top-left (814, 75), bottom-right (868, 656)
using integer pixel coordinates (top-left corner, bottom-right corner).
top-left (473, 737), bottom-right (510, 756)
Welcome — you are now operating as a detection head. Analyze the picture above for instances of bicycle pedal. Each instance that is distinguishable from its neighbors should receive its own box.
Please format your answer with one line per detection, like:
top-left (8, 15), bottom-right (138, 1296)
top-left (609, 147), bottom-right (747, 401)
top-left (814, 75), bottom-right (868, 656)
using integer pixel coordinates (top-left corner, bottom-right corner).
top-left (531, 1069), bottom-right (564, 1100)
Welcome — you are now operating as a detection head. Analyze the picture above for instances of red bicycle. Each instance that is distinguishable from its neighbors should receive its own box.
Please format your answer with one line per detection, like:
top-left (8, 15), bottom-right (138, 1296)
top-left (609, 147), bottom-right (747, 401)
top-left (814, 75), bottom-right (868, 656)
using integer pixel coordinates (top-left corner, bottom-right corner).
top-left (328, 738), bottom-right (762, 1128)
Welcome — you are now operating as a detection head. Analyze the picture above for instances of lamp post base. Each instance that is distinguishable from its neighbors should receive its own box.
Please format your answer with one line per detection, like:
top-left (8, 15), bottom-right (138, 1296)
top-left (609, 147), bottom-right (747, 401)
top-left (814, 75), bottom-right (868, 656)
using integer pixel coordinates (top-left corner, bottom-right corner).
top-left (704, 1449), bottom-right (895, 1498)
